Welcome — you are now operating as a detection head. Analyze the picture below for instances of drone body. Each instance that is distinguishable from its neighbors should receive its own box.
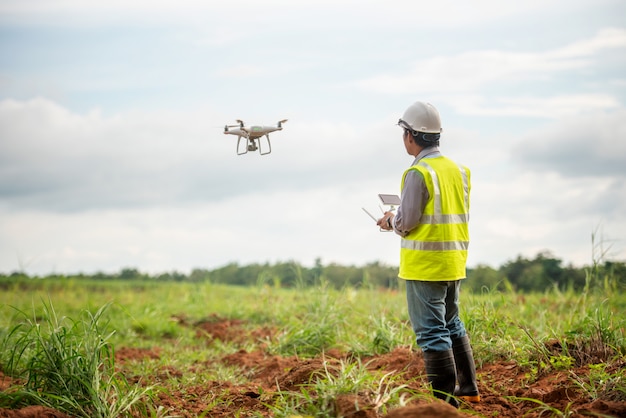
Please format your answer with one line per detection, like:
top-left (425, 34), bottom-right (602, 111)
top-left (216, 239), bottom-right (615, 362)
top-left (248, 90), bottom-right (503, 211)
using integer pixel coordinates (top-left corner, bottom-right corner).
top-left (224, 119), bottom-right (287, 155)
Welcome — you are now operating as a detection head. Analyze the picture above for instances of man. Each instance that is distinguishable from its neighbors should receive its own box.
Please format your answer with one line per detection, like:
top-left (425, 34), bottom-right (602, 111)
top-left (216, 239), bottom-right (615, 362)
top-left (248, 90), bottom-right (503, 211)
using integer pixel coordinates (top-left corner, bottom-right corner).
top-left (376, 101), bottom-right (480, 407)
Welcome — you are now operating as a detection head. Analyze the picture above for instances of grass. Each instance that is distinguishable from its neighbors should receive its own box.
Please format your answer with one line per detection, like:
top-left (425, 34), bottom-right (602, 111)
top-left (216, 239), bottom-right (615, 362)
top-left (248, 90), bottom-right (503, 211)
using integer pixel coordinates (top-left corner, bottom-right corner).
top-left (0, 298), bottom-right (153, 417)
top-left (0, 278), bottom-right (625, 417)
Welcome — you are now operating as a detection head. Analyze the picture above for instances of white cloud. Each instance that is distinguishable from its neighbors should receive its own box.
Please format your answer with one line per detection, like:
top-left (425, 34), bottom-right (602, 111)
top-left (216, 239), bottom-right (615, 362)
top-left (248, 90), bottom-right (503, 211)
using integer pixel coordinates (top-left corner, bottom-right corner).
top-left (354, 50), bottom-right (583, 95)
top-left (0, 98), bottom-right (230, 209)
top-left (554, 27), bottom-right (626, 57)
top-left (354, 28), bottom-right (626, 117)
top-left (469, 170), bottom-right (626, 269)
top-left (215, 65), bottom-right (281, 79)
top-left (449, 94), bottom-right (621, 118)
top-left (513, 108), bottom-right (626, 177)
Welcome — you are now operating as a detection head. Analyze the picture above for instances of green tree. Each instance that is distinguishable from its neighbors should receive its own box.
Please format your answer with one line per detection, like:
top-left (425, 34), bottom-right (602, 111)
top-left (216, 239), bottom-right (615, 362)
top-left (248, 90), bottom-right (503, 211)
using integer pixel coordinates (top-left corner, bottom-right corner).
top-left (466, 264), bottom-right (499, 292)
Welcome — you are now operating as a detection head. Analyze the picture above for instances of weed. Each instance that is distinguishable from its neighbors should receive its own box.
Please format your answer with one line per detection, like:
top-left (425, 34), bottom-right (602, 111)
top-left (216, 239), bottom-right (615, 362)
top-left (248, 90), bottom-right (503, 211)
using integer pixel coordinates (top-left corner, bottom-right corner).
top-left (369, 315), bottom-right (406, 355)
top-left (565, 303), bottom-right (625, 365)
top-left (272, 287), bottom-right (344, 357)
top-left (571, 363), bottom-right (626, 402)
top-left (274, 319), bottom-right (339, 357)
top-left (0, 300), bottom-right (153, 418)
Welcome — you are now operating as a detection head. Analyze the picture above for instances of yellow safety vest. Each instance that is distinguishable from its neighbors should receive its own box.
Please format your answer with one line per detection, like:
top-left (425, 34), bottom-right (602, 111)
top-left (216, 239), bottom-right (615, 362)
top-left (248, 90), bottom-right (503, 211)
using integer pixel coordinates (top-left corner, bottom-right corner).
top-left (398, 156), bottom-right (471, 281)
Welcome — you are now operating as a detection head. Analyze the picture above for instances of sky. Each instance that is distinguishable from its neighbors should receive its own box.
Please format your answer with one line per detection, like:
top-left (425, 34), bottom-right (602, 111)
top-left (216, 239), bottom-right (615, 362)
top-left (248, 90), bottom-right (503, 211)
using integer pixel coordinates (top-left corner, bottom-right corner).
top-left (1, 0), bottom-right (625, 276)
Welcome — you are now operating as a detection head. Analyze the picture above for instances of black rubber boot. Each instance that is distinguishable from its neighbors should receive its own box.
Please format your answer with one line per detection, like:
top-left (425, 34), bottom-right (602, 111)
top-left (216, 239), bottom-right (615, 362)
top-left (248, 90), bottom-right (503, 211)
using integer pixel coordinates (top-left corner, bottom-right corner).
top-left (422, 349), bottom-right (459, 408)
top-left (452, 335), bottom-right (481, 403)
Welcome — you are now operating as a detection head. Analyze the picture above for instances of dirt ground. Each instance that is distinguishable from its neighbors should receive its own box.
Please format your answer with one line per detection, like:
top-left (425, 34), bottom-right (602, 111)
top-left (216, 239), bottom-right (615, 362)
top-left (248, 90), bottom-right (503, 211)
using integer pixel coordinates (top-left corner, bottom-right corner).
top-left (1, 315), bottom-right (625, 418)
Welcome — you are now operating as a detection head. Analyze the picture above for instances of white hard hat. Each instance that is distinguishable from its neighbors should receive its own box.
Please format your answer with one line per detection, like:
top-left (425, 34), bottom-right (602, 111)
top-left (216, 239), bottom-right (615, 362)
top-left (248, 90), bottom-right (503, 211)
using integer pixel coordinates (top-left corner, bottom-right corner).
top-left (398, 101), bottom-right (442, 134)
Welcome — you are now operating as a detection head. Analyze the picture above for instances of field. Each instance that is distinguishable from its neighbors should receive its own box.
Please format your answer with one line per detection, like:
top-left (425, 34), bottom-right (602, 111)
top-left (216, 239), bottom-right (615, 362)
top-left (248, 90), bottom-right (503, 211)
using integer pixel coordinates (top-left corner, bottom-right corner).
top-left (0, 279), bottom-right (625, 417)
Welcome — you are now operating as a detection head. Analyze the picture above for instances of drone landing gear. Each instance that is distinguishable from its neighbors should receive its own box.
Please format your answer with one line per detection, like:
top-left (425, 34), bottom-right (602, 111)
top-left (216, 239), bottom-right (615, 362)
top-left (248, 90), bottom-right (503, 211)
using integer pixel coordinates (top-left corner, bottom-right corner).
top-left (236, 135), bottom-right (272, 155)
top-left (259, 135), bottom-right (272, 155)
top-left (236, 136), bottom-right (251, 155)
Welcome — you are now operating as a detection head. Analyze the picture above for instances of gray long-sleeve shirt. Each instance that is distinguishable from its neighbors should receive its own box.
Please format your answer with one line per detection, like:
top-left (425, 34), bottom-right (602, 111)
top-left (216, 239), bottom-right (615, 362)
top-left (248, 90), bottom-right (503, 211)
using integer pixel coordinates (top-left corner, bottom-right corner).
top-left (392, 146), bottom-right (441, 237)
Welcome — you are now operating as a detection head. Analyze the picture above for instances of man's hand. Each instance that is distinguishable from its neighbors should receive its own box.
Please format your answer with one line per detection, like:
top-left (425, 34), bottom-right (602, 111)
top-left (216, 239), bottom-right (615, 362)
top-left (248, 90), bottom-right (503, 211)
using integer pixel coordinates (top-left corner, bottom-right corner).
top-left (377, 212), bottom-right (395, 231)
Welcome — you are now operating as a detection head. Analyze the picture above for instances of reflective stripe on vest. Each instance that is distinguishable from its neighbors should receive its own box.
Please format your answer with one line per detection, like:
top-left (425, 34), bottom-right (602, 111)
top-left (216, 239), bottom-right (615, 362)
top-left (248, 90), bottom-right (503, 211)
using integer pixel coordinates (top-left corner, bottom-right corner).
top-left (418, 213), bottom-right (469, 225)
top-left (401, 239), bottom-right (469, 251)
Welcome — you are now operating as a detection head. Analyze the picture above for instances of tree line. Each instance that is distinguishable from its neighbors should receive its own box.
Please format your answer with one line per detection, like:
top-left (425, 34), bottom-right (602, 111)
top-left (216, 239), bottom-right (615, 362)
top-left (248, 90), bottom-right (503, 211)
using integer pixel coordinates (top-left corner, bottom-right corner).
top-left (2, 251), bottom-right (625, 293)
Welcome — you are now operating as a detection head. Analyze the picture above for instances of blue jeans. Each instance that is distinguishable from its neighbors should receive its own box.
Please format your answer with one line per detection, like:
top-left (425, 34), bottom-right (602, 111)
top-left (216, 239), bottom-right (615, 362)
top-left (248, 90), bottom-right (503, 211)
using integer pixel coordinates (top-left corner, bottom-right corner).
top-left (405, 280), bottom-right (467, 352)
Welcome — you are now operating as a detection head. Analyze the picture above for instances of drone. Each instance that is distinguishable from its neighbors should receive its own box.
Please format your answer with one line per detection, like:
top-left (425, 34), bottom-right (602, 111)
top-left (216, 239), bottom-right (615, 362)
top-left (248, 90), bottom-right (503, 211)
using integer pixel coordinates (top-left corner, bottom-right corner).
top-left (223, 119), bottom-right (288, 155)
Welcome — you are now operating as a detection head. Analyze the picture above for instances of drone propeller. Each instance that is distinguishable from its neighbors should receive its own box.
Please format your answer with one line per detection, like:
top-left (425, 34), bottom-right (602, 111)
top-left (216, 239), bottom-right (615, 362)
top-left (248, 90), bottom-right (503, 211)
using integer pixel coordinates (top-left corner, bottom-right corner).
top-left (224, 122), bottom-right (242, 133)
top-left (277, 119), bottom-right (288, 127)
